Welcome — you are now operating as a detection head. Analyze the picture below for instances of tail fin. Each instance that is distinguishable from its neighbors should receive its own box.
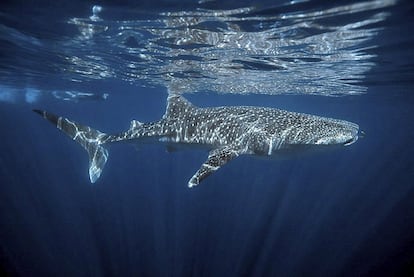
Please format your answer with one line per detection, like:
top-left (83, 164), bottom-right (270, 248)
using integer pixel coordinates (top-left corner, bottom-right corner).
top-left (33, 109), bottom-right (109, 183)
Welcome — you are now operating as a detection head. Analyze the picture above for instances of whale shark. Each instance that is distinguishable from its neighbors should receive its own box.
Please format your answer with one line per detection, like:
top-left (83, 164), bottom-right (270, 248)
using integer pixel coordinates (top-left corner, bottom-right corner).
top-left (34, 95), bottom-right (359, 187)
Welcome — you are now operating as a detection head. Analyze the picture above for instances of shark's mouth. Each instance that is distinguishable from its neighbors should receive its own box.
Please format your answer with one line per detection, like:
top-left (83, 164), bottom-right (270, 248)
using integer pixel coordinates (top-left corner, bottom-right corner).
top-left (343, 136), bottom-right (358, 146)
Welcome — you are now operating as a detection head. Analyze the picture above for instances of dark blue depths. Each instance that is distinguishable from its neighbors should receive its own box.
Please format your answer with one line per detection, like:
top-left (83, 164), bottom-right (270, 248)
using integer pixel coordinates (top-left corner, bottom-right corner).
top-left (1, 88), bottom-right (414, 276)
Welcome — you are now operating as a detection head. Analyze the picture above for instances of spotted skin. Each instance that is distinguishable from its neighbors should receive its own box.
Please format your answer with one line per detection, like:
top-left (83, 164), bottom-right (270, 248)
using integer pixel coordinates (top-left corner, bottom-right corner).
top-left (34, 95), bottom-right (359, 187)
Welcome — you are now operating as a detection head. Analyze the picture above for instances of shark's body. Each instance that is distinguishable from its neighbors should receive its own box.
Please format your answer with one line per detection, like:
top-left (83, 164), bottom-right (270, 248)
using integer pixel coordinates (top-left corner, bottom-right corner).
top-left (34, 95), bottom-right (359, 187)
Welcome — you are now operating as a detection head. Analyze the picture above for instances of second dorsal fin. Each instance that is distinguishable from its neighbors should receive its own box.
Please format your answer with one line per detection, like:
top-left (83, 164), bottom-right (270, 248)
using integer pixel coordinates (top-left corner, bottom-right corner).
top-left (130, 120), bottom-right (143, 130)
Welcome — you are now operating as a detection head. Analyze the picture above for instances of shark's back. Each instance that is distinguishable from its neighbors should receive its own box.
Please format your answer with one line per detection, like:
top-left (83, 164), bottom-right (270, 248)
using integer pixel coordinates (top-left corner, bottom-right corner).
top-left (163, 96), bottom-right (347, 150)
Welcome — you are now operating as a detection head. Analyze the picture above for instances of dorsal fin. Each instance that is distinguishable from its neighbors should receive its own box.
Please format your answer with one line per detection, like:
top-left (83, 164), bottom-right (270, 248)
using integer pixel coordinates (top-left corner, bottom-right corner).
top-left (164, 95), bottom-right (195, 118)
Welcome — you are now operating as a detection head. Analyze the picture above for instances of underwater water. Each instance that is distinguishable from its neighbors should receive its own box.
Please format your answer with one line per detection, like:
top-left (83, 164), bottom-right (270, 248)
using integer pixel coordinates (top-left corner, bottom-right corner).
top-left (1, 0), bottom-right (414, 275)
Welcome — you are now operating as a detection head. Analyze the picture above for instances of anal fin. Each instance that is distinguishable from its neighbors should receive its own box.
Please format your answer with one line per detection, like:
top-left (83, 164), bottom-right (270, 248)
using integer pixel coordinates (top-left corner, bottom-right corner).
top-left (166, 145), bottom-right (178, 153)
top-left (188, 146), bottom-right (240, 188)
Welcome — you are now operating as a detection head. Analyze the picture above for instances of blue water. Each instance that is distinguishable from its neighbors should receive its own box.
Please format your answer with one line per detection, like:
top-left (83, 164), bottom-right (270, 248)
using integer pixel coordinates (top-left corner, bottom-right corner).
top-left (1, 0), bottom-right (414, 276)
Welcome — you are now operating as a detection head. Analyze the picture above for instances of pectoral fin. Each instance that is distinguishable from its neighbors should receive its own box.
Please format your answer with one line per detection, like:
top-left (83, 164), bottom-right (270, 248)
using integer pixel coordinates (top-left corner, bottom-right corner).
top-left (188, 147), bottom-right (240, 188)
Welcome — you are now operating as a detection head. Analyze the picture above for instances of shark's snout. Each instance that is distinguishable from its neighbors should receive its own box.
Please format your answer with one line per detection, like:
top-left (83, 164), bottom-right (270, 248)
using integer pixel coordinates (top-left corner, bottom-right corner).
top-left (342, 124), bottom-right (360, 146)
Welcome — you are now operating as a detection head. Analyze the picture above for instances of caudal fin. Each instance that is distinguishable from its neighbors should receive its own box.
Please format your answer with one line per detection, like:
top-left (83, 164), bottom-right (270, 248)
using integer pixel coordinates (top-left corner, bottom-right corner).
top-left (33, 109), bottom-right (109, 183)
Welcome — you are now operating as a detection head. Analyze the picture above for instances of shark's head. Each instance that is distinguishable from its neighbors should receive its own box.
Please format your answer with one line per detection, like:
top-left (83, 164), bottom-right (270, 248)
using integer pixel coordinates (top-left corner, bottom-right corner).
top-left (306, 118), bottom-right (359, 147)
